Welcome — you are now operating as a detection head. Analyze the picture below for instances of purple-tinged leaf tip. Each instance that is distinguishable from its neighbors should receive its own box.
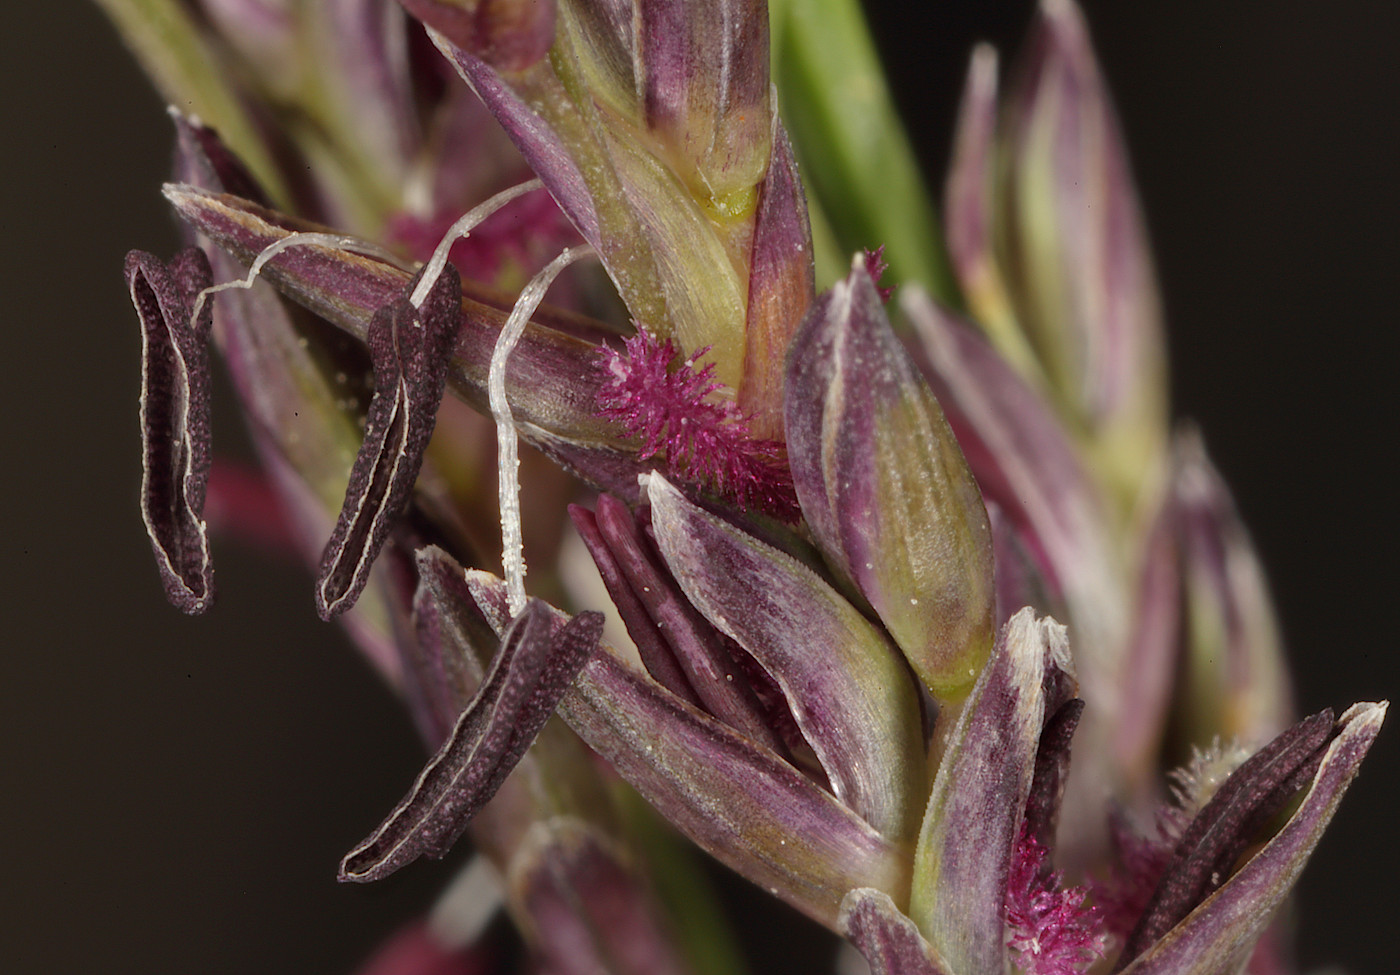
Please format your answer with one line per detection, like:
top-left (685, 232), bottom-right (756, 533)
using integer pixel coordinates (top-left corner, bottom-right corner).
top-left (742, 122), bottom-right (815, 440)
top-left (944, 45), bottom-right (1017, 350)
top-left (1001, 0), bottom-right (1168, 455)
top-left (339, 599), bottom-right (601, 882)
top-left (465, 572), bottom-right (910, 930)
top-left (127, 247), bottom-right (217, 614)
top-left (586, 494), bottom-right (785, 754)
top-left (1117, 709), bottom-right (1336, 967)
top-left (838, 888), bottom-right (952, 975)
top-left (511, 818), bottom-right (691, 975)
top-left (786, 262), bottom-right (995, 700)
top-left (1119, 702), bottom-right (1386, 975)
top-left (1172, 427), bottom-right (1292, 748)
top-left (400, 0), bottom-right (557, 73)
top-left (171, 111), bottom-right (269, 207)
top-left (645, 472), bottom-right (927, 843)
top-left (316, 265), bottom-right (462, 619)
top-left (910, 608), bottom-right (1071, 975)
top-left (636, 0), bottom-right (771, 202)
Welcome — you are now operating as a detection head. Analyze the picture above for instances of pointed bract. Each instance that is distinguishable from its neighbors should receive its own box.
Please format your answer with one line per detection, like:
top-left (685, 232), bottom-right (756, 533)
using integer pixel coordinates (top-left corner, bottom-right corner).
top-left (317, 264), bottom-right (463, 619)
top-left (902, 289), bottom-right (1126, 684)
top-left (909, 609), bottom-right (1071, 974)
top-left (1173, 428), bottom-right (1293, 748)
top-left (436, 14), bottom-right (759, 394)
top-left (438, 42), bottom-right (604, 246)
top-left (568, 502), bottom-right (703, 707)
top-left (162, 184), bottom-right (658, 499)
top-left (127, 247), bottom-right (217, 614)
top-left (587, 493), bottom-right (784, 753)
top-left (171, 111), bottom-right (269, 206)
top-left (741, 123), bottom-right (816, 439)
top-left (1118, 709), bottom-right (1335, 966)
top-left (170, 114), bottom-right (409, 680)
top-left (1023, 697), bottom-right (1085, 851)
top-left (408, 545), bottom-right (498, 745)
top-left (999, 0), bottom-right (1167, 484)
top-left (786, 262), bottom-right (994, 700)
top-left (339, 599), bottom-right (601, 881)
top-left (646, 472), bottom-right (926, 842)
top-left (636, 0), bottom-right (771, 205)
top-left (944, 43), bottom-right (1037, 380)
top-left (1119, 703), bottom-right (1386, 975)
top-left (903, 289), bottom-right (1130, 851)
top-left (466, 572), bottom-right (910, 930)
top-left (839, 888), bottom-right (952, 975)
top-left (510, 818), bottom-right (692, 975)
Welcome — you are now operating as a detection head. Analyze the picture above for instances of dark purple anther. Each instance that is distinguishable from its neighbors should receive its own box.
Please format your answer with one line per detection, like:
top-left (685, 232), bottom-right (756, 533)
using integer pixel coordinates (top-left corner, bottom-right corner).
top-left (1116, 709), bottom-right (1336, 968)
top-left (126, 247), bottom-right (217, 614)
top-left (340, 599), bottom-right (601, 882)
top-left (316, 263), bottom-right (461, 619)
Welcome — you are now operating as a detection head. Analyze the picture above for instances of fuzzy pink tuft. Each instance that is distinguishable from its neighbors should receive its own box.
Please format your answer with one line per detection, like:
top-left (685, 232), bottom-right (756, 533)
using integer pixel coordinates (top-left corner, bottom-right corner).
top-left (1005, 825), bottom-right (1106, 975)
top-left (1090, 740), bottom-right (1242, 947)
top-left (596, 329), bottom-right (798, 519)
top-left (863, 245), bottom-right (894, 303)
top-left (1090, 808), bottom-right (1181, 946)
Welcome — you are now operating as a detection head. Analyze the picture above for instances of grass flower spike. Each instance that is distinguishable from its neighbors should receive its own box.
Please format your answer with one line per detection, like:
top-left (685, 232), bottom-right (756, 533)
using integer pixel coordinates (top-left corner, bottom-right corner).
top-left (99, 0), bottom-right (1385, 972)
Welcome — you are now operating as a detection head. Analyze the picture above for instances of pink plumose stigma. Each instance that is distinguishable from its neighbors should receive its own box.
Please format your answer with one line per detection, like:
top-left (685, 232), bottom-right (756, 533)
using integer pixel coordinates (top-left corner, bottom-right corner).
top-left (1091, 738), bottom-right (1251, 945)
top-left (863, 245), bottom-right (894, 303)
top-left (596, 329), bottom-right (798, 519)
top-left (1005, 824), bottom-right (1106, 975)
top-left (1092, 808), bottom-right (1180, 946)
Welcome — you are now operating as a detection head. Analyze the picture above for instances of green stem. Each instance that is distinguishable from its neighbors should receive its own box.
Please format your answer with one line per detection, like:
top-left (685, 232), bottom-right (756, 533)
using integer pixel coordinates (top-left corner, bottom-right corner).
top-left (769, 0), bottom-right (960, 303)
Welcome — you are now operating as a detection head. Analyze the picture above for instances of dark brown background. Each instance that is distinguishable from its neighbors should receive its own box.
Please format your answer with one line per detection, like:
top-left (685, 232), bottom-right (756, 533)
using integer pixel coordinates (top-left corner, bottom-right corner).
top-left (4, 1), bottom-right (1395, 971)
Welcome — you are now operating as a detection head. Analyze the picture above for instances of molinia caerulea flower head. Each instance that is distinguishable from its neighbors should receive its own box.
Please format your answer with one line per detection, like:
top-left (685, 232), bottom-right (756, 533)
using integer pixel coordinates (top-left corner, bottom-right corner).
top-left (101, 0), bottom-right (1384, 971)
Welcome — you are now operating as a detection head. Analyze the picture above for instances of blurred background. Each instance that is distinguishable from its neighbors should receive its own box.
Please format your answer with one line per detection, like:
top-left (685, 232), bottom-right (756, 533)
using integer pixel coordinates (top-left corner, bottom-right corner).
top-left (3, 1), bottom-right (1395, 971)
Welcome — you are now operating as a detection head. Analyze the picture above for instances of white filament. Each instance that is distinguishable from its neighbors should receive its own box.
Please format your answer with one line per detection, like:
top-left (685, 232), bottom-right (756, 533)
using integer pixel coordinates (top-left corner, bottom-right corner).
top-left (428, 856), bottom-right (503, 950)
top-left (409, 178), bottom-right (544, 308)
top-left (490, 244), bottom-right (594, 617)
top-left (189, 176), bottom-right (544, 325)
top-left (189, 232), bottom-right (403, 329)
